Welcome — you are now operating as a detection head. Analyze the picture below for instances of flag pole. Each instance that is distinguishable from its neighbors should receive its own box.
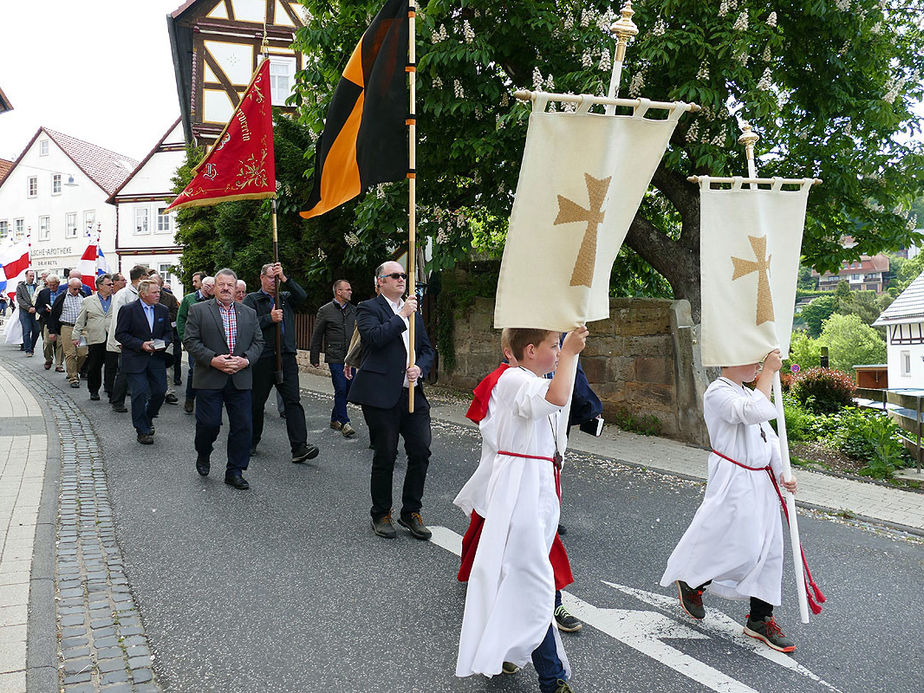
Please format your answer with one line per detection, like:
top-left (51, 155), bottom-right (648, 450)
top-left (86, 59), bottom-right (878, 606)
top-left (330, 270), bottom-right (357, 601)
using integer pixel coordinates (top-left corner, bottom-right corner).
top-left (407, 2), bottom-right (417, 413)
top-left (605, 1), bottom-right (638, 115)
top-left (259, 30), bottom-right (284, 386)
top-left (739, 122), bottom-right (810, 624)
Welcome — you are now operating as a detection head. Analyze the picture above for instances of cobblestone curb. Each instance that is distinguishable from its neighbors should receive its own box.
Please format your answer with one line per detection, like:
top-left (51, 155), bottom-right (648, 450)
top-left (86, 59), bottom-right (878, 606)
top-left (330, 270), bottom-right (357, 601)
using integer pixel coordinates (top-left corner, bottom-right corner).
top-left (4, 359), bottom-right (162, 692)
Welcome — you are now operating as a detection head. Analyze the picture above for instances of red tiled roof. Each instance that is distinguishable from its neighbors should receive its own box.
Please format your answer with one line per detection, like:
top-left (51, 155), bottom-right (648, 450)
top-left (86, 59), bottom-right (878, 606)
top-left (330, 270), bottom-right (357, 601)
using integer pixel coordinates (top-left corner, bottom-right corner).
top-left (817, 253), bottom-right (890, 279)
top-left (0, 158), bottom-right (13, 184)
top-left (42, 128), bottom-right (139, 196)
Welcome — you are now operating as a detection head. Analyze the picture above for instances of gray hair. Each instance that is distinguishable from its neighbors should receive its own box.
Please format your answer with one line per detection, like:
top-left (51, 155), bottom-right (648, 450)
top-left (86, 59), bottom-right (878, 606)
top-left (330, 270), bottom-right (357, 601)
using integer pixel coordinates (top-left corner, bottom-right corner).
top-left (95, 274), bottom-right (111, 288)
top-left (46, 274), bottom-right (60, 284)
top-left (260, 263), bottom-right (274, 276)
top-left (215, 268), bottom-right (237, 281)
top-left (67, 277), bottom-right (83, 288)
top-left (202, 276), bottom-right (215, 286)
top-left (137, 279), bottom-right (158, 296)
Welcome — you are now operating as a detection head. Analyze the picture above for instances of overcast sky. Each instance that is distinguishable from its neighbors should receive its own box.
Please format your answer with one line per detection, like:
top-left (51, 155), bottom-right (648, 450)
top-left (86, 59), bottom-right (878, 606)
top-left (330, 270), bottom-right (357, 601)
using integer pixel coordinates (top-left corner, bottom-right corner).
top-left (0, 1), bottom-right (182, 162)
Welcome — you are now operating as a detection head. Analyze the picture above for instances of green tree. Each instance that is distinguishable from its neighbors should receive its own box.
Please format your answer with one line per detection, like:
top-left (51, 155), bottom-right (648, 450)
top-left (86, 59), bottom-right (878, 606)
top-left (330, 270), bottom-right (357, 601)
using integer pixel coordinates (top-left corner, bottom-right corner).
top-left (290, 0), bottom-right (924, 317)
top-left (797, 264), bottom-right (817, 291)
top-left (819, 313), bottom-right (887, 374)
top-left (786, 330), bottom-right (821, 371)
top-left (800, 295), bottom-right (836, 337)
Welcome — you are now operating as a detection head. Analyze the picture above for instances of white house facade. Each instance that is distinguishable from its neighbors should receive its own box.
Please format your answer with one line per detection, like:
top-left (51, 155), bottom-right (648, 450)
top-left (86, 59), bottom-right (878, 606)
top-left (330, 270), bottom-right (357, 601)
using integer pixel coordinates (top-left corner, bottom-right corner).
top-left (0, 127), bottom-right (137, 276)
top-left (873, 271), bottom-right (924, 389)
top-left (107, 119), bottom-right (188, 296)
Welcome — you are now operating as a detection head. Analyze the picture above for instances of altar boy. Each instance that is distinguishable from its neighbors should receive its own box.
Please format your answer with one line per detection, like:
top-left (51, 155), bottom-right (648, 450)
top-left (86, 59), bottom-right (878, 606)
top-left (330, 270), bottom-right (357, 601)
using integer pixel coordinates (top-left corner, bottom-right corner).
top-left (456, 326), bottom-right (587, 693)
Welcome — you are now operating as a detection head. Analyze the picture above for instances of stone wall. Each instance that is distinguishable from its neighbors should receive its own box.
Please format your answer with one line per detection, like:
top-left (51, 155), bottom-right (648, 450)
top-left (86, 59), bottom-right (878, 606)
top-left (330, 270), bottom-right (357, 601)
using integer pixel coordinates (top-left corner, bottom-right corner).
top-left (438, 295), bottom-right (709, 446)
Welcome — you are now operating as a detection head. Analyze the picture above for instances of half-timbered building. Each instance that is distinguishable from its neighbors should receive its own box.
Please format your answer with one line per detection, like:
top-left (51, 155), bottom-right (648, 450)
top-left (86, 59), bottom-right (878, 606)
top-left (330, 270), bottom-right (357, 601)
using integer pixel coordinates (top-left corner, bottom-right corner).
top-left (106, 119), bottom-right (188, 296)
top-left (874, 271), bottom-right (924, 388)
top-left (167, 0), bottom-right (305, 145)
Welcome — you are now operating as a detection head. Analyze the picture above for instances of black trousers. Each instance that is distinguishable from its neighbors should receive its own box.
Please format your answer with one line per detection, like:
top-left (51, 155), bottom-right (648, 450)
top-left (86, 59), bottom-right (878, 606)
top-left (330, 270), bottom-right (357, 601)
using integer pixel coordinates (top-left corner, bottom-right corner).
top-left (362, 389), bottom-right (431, 519)
top-left (250, 354), bottom-right (307, 452)
top-left (104, 351), bottom-right (120, 396)
top-left (172, 333), bottom-right (183, 385)
top-left (110, 353), bottom-right (128, 406)
top-left (85, 343), bottom-right (112, 396)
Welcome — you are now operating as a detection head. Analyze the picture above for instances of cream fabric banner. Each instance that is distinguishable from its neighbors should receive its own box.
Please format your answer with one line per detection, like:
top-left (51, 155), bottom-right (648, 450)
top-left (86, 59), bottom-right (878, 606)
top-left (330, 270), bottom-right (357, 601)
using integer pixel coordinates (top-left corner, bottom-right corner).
top-left (699, 178), bottom-right (813, 367)
top-left (494, 100), bottom-right (684, 331)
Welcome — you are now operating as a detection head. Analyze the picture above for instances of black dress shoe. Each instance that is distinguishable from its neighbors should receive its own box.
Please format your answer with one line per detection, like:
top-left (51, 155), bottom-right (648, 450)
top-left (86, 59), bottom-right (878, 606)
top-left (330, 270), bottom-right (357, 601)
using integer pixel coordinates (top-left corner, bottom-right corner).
top-left (164, 393), bottom-right (178, 404)
top-left (196, 455), bottom-right (210, 476)
top-left (558, 524), bottom-right (567, 537)
top-left (89, 393), bottom-right (100, 401)
top-left (184, 399), bottom-right (194, 414)
top-left (398, 513), bottom-right (432, 540)
top-left (372, 513), bottom-right (396, 539)
top-left (224, 474), bottom-right (250, 490)
top-left (112, 404), bottom-right (128, 413)
top-left (137, 433), bottom-right (154, 445)
top-left (291, 443), bottom-right (320, 464)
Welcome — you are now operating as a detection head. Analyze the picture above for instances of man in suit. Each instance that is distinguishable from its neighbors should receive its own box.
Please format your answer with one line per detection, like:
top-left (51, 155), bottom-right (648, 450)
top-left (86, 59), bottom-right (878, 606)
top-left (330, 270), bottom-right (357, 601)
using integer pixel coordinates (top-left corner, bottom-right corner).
top-left (114, 279), bottom-right (171, 445)
top-left (34, 274), bottom-right (64, 371)
top-left (183, 268), bottom-right (263, 490)
top-left (15, 270), bottom-right (41, 355)
top-left (348, 261), bottom-right (435, 540)
top-left (243, 262), bottom-right (319, 464)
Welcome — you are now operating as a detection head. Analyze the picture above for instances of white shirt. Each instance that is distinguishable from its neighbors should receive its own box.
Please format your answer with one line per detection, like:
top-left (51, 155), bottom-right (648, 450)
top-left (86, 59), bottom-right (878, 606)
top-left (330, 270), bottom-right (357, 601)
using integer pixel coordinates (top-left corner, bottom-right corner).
top-left (384, 295), bottom-right (410, 387)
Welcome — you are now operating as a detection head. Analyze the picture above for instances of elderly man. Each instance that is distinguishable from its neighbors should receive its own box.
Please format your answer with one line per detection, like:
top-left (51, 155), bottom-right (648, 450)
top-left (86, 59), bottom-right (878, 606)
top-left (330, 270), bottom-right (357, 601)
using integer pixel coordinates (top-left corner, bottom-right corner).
top-left (115, 280), bottom-right (171, 445)
top-left (150, 273), bottom-right (180, 405)
top-left (177, 275), bottom-right (215, 413)
top-left (107, 265), bottom-right (149, 413)
top-left (311, 279), bottom-right (357, 438)
top-left (348, 261), bottom-right (436, 540)
top-left (243, 262), bottom-right (319, 463)
top-left (184, 269), bottom-right (263, 490)
top-left (34, 274), bottom-right (64, 371)
top-left (48, 278), bottom-right (88, 388)
top-left (15, 270), bottom-right (41, 356)
top-left (235, 279), bottom-right (247, 302)
top-left (67, 268), bottom-right (92, 297)
top-left (73, 274), bottom-right (115, 400)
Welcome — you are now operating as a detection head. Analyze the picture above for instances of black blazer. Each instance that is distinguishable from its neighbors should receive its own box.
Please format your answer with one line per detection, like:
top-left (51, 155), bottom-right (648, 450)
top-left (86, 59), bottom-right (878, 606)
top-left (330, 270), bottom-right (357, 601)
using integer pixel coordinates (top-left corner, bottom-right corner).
top-left (347, 294), bottom-right (435, 410)
top-left (115, 299), bottom-right (171, 373)
top-left (33, 287), bottom-right (54, 326)
top-left (242, 278), bottom-right (307, 358)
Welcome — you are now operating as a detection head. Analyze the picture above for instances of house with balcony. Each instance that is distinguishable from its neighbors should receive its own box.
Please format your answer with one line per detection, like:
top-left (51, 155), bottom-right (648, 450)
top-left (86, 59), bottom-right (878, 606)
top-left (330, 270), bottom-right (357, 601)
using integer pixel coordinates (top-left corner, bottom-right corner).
top-left (814, 253), bottom-right (890, 293)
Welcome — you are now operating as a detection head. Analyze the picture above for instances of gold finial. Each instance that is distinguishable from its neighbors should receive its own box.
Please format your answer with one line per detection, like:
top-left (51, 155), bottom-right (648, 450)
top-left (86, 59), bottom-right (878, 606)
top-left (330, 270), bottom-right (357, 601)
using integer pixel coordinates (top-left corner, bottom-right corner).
top-left (738, 121), bottom-right (759, 162)
top-left (610, 2), bottom-right (639, 63)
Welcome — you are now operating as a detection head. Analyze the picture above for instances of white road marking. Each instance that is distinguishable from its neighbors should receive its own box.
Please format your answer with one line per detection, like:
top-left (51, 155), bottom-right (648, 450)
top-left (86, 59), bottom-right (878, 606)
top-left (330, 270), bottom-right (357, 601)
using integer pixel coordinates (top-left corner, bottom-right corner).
top-left (428, 525), bottom-right (839, 693)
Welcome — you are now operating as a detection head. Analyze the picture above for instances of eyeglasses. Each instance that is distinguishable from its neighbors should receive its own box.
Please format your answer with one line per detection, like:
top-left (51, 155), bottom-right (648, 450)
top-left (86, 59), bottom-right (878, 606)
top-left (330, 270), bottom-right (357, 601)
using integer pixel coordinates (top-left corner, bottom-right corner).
top-left (379, 273), bottom-right (408, 280)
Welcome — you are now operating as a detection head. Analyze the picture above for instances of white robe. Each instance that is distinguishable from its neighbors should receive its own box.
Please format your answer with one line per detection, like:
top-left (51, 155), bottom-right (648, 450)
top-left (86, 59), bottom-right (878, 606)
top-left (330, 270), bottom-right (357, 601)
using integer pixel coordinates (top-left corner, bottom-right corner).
top-left (455, 367), bottom-right (571, 678)
top-left (660, 377), bottom-right (785, 606)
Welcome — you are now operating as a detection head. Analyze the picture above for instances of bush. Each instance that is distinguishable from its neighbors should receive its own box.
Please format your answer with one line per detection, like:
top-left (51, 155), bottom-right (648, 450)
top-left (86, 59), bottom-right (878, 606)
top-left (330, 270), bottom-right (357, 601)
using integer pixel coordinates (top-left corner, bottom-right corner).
top-left (778, 395), bottom-right (816, 442)
top-left (790, 367), bottom-right (857, 414)
top-left (832, 408), bottom-right (907, 479)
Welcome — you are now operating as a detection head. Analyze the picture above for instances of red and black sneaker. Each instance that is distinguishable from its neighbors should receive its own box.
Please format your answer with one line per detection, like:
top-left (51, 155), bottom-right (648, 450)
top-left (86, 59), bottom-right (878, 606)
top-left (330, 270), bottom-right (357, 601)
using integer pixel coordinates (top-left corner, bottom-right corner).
top-left (676, 580), bottom-right (705, 619)
top-left (744, 615), bottom-right (796, 653)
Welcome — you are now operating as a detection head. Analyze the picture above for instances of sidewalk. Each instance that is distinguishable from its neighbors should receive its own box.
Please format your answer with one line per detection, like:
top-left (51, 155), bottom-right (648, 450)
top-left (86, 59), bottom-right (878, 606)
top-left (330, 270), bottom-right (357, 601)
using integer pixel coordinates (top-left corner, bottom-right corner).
top-left (299, 370), bottom-right (924, 535)
top-left (0, 363), bottom-right (48, 691)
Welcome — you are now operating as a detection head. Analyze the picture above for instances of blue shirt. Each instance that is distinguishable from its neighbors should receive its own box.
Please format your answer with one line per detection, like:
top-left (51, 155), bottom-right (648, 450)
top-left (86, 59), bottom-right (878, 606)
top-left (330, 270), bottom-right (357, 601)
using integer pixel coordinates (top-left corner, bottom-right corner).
top-left (99, 295), bottom-right (111, 313)
top-left (142, 302), bottom-right (155, 332)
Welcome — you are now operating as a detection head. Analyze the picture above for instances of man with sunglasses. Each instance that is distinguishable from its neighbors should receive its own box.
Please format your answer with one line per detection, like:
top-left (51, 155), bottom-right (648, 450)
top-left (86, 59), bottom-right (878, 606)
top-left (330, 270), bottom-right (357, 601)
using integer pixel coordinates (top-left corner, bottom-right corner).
top-left (348, 261), bottom-right (435, 540)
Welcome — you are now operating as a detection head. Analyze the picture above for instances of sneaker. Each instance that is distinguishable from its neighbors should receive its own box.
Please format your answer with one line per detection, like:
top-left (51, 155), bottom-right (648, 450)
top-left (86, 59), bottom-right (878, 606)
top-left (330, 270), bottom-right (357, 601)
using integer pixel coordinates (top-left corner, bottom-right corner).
top-left (341, 423), bottom-right (356, 438)
top-left (501, 662), bottom-right (519, 675)
top-left (676, 580), bottom-right (706, 620)
top-left (164, 393), bottom-right (179, 404)
top-left (291, 444), bottom-right (320, 464)
top-left (744, 615), bottom-right (796, 653)
top-left (372, 512), bottom-right (397, 539)
top-left (398, 512), bottom-right (432, 540)
top-left (554, 680), bottom-right (575, 693)
top-left (330, 421), bottom-right (343, 431)
top-left (554, 604), bottom-right (583, 633)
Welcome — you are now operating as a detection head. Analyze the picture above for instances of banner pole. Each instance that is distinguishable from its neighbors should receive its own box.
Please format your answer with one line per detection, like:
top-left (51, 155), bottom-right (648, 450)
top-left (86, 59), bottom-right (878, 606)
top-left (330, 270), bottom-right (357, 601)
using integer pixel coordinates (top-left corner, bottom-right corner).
top-left (271, 199), bottom-right (283, 385)
top-left (739, 122), bottom-right (810, 624)
top-left (604, 1), bottom-right (638, 115)
top-left (407, 3), bottom-right (417, 413)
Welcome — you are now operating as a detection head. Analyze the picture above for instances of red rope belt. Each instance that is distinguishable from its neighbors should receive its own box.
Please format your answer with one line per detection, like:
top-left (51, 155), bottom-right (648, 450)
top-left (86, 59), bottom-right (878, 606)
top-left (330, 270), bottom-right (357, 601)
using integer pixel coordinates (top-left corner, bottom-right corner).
top-left (711, 449), bottom-right (826, 614)
top-left (498, 450), bottom-right (562, 500)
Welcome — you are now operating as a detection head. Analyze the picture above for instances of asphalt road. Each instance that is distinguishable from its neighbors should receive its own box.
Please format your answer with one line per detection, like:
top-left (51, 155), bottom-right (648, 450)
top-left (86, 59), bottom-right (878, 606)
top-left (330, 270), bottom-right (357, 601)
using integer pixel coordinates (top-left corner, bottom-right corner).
top-left (22, 353), bottom-right (924, 693)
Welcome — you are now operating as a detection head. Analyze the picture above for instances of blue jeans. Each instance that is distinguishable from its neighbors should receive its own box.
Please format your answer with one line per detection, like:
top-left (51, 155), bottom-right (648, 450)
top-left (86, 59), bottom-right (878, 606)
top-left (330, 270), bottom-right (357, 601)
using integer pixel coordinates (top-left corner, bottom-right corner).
top-left (328, 362), bottom-right (352, 424)
top-left (194, 380), bottom-right (252, 476)
top-left (19, 310), bottom-right (40, 353)
top-left (125, 361), bottom-right (167, 435)
top-left (533, 623), bottom-right (568, 693)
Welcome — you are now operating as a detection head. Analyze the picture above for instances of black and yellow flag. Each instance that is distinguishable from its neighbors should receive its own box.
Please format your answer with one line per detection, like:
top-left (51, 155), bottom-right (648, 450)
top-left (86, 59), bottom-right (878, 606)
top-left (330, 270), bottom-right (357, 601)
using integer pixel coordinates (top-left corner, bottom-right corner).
top-left (300, 0), bottom-right (409, 219)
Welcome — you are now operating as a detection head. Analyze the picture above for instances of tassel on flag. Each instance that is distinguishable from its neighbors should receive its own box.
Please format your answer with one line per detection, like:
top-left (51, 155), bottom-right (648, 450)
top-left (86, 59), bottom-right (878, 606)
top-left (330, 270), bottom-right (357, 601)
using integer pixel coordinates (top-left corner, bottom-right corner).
top-left (166, 59), bottom-right (276, 211)
top-left (300, 0), bottom-right (410, 219)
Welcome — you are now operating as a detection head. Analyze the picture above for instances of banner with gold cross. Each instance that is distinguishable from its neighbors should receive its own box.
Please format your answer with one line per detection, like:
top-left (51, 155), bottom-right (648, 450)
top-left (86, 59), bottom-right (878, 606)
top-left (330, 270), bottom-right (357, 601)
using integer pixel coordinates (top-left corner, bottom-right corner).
top-left (494, 98), bottom-right (684, 331)
top-left (699, 177), bottom-right (814, 367)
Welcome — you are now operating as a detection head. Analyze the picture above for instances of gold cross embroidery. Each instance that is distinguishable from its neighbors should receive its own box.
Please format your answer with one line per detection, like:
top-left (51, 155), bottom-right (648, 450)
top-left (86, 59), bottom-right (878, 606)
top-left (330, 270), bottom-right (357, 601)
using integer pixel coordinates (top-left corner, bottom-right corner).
top-left (731, 235), bottom-right (775, 325)
top-left (554, 172), bottom-right (612, 287)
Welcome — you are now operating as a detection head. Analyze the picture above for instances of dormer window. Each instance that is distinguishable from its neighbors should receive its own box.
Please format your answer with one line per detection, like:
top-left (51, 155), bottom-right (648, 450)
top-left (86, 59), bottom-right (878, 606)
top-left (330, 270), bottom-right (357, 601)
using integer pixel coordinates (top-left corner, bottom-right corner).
top-left (39, 140), bottom-right (49, 156)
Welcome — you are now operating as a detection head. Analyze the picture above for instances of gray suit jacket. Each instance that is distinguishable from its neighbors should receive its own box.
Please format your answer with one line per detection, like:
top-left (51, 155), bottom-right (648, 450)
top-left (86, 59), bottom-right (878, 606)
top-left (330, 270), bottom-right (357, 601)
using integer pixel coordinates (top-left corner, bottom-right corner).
top-left (183, 299), bottom-right (263, 390)
top-left (15, 281), bottom-right (38, 312)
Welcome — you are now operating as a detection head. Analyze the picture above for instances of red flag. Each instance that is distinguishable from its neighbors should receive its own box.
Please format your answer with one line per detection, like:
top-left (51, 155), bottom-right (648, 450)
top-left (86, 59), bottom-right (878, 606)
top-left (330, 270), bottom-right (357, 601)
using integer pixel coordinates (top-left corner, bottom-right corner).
top-left (166, 60), bottom-right (276, 211)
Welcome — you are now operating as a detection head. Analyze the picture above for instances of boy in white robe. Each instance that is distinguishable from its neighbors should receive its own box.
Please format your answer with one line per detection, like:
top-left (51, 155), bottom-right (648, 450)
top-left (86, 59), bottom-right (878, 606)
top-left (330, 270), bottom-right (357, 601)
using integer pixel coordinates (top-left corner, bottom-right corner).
top-left (456, 326), bottom-right (587, 693)
top-left (660, 349), bottom-right (800, 653)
